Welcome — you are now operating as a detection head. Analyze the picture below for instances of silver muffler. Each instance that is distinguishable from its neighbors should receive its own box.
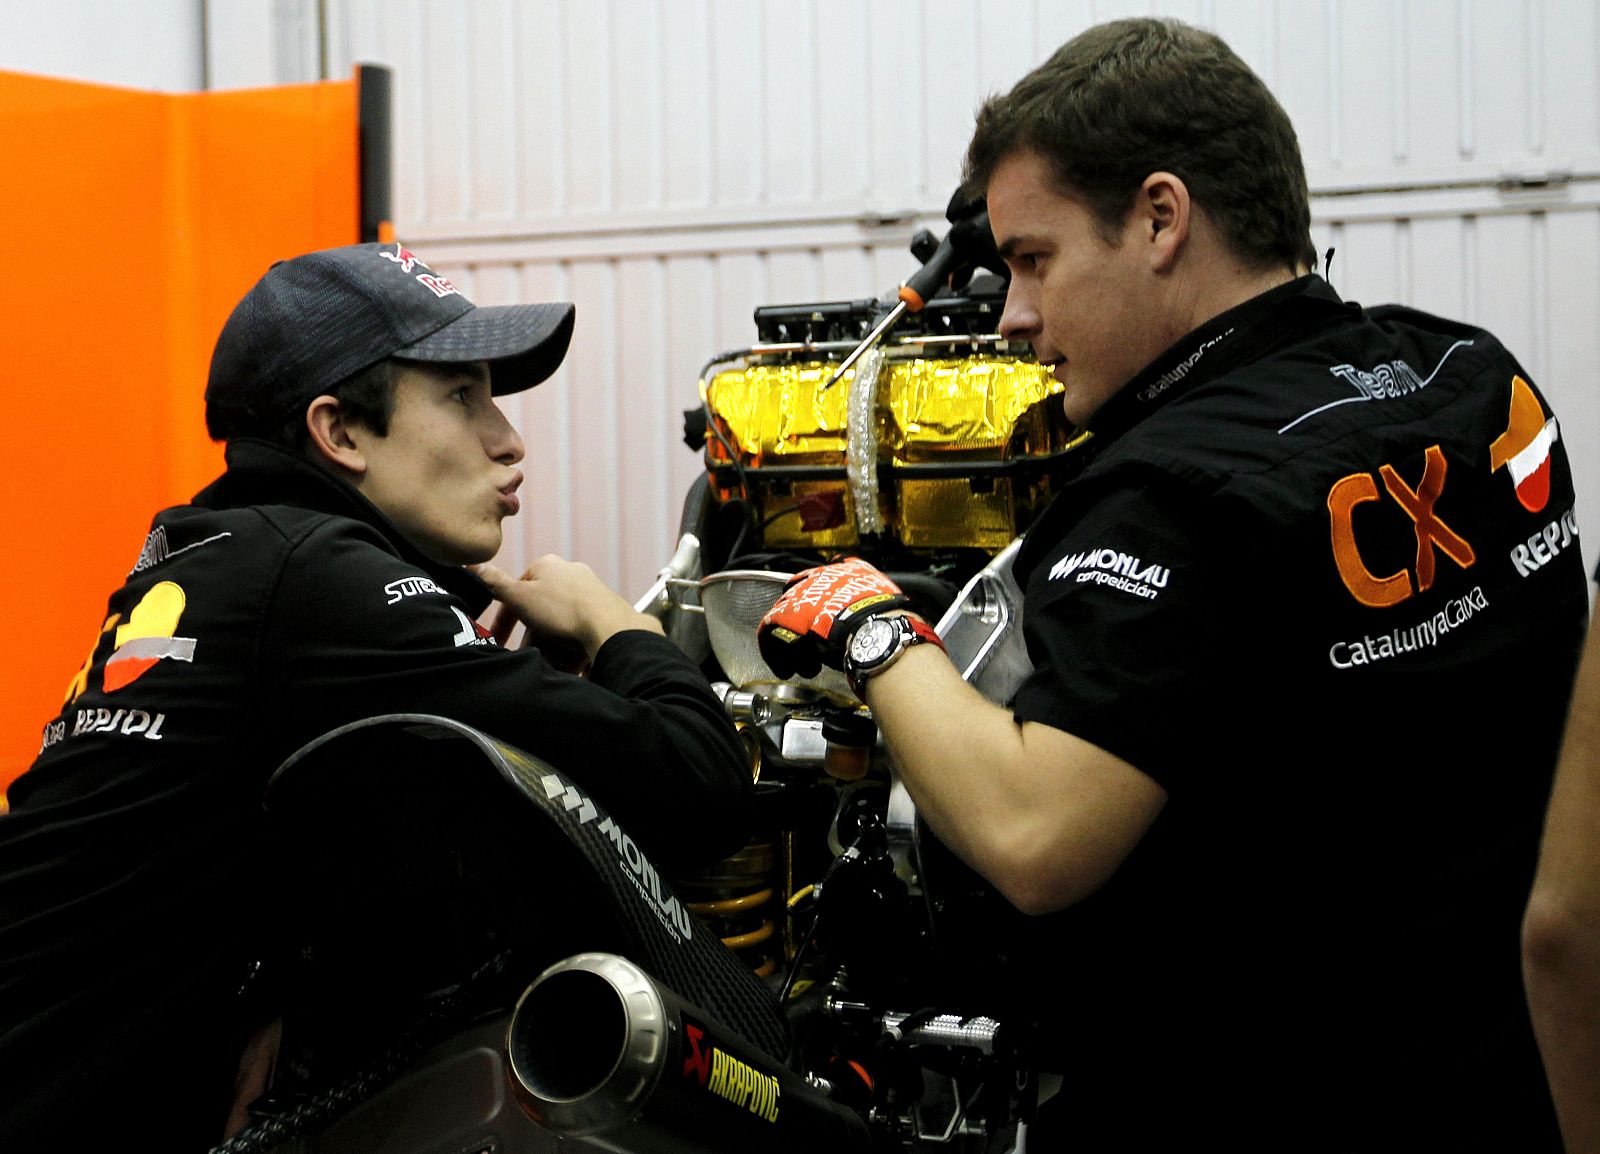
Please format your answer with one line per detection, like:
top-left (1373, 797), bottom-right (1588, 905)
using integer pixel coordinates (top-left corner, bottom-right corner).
top-left (506, 952), bottom-right (874, 1154)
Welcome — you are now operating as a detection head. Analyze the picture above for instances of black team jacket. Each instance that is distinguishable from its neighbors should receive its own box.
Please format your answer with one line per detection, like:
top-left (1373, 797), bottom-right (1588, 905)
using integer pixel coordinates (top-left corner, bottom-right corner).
top-left (0, 438), bottom-right (751, 1151)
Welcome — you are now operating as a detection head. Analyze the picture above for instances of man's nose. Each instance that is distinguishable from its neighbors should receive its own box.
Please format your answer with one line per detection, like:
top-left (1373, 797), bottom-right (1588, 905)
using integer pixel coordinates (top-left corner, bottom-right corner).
top-left (998, 281), bottom-right (1040, 342)
top-left (488, 404), bottom-right (525, 465)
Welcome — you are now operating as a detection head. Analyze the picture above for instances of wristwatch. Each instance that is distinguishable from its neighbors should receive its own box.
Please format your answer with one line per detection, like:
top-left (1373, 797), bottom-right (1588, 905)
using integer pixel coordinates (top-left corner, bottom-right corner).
top-left (843, 613), bottom-right (945, 696)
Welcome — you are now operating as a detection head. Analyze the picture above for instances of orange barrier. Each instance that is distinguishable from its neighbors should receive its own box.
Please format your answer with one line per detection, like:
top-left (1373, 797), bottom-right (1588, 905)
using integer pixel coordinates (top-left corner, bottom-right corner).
top-left (0, 71), bottom-right (361, 800)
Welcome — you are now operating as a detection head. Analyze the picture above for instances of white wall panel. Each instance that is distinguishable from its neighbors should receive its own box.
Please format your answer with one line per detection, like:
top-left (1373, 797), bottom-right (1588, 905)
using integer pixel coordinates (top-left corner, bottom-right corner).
top-left (288, 0), bottom-right (1600, 597)
top-left (661, 1), bottom-right (715, 209)
top-left (663, 254), bottom-right (721, 507)
top-left (820, 246), bottom-right (877, 301)
top-left (865, 0), bottom-right (928, 204)
top-left (615, 3), bottom-right (665, 214)
top-left (512, 0), bottom-right (568, 219)
top-left (561, 261), bottom-right (624, 582)
top-left (762, 0), bottom-right (818, 208)
top-left (7, 0), bottom-right (1596, 592)
top-left (614, 257), bottom-right (673, 592)
top-left (1544, 212), bottom-right (1600, 569)
top-left (710, 0), bottom-right (765, 206)
top-left (1406, 216), bottom-right (1469, 321)
top-left (1474, 215), bottom-right (1541, 376)
top-left (0, 0), bottom-right (202, 90)
top-left (813, 0), bottom-right (873, 205)
top-left (565, 2), bottom-right (616, 214)
top-left (467, 0), bottom-right (521, 222)
top-left (512, 260), bottom-right (578, 566)
top-left (204, 0), bottom-right (324, 89)
top-left (766, 250), bottom-right (822, 309)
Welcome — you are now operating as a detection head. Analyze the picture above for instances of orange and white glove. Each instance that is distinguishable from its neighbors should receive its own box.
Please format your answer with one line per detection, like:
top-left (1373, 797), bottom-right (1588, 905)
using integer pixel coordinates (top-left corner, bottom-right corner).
top-left (756, 558), bottom-right (910, 679)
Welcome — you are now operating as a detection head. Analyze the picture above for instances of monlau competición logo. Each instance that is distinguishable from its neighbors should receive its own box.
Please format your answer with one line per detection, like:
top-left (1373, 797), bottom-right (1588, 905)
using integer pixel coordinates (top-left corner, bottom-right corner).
top-left (1049, 547), bottom-right (1171, 600)
top-left (537, 772), bottom-right (694, 943)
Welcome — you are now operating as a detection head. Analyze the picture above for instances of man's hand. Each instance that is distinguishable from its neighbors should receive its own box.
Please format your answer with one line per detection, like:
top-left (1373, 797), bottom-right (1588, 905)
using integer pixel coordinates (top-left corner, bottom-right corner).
top-left (756, 557), bottom-right (909, 678)
top-left (476, 556), bottom-right (664, 672)
top-left (223, 1017), bottom-right (281, 1140)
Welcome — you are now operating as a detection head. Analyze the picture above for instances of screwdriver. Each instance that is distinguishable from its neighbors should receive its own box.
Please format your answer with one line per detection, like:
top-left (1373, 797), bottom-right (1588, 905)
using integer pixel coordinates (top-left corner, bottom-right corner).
top-left (819, 210), bottom-right (989, 391)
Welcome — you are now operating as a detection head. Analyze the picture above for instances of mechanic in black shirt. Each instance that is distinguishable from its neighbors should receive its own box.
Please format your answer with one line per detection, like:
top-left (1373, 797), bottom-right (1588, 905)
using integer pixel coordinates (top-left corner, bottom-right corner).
top-left (0, 242), bottom-right (751, 1150)
top-left (757, 18), bottom-right (1587, 1149)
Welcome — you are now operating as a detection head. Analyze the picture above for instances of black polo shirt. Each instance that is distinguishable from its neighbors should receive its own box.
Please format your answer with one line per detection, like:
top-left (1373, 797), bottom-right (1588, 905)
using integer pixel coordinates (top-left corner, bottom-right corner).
top-left (1010, 277), bottom-right (1586, 1149)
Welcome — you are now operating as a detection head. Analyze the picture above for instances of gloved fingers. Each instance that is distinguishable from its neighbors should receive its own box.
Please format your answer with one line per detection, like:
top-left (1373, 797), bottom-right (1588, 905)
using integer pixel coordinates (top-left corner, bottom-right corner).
top-left (756, 557), bottom-right (909, 678)
top-left (758, 626), bottom-right (823, 680)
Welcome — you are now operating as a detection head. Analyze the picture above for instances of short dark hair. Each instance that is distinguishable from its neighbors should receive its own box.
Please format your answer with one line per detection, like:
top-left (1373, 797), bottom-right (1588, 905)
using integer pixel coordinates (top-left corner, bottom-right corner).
top-left (964, 18), bottom-right (1317, 274)
top-left (268, 358), bottom-right (397, 454)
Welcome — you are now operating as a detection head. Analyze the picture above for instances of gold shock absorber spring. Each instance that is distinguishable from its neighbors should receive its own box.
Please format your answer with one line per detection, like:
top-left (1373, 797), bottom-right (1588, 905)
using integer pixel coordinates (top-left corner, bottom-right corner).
top-left (677, 839), bottom-right (786, 978)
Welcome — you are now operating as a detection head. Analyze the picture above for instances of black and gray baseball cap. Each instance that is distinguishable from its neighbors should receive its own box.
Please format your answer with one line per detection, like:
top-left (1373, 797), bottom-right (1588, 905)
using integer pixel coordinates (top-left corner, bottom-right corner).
top-left (205, 241), bottom-right (576, 439)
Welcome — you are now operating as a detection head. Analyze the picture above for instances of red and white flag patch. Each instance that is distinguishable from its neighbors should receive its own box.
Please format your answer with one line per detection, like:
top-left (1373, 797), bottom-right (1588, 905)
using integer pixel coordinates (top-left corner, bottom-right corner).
top-left (1489, 375), bottom-right (1559, 514)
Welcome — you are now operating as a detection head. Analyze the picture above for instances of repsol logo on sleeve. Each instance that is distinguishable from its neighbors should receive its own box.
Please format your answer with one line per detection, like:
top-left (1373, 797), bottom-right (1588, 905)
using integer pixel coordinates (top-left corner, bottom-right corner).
top-left (1510, 507), bottom-right (1579, 577)
top-left (72, 707), bottom-right (167, 741)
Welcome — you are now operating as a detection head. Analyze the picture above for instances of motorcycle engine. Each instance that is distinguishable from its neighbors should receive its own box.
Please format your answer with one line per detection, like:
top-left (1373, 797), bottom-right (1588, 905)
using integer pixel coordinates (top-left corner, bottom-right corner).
top-left (637, 272), bottom-right (1087, 1150)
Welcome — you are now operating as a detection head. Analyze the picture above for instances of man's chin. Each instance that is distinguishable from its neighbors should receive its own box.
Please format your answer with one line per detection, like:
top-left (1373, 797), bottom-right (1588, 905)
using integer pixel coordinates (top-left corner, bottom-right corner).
top-left (420, 533), bottom-right (502, 569)
top-left (1059, 392), bottom-right (1094, 428)
top-left (462, 539), bottom-right (503, 567)
top-left (1058, 378), bottom-right (1124, 428)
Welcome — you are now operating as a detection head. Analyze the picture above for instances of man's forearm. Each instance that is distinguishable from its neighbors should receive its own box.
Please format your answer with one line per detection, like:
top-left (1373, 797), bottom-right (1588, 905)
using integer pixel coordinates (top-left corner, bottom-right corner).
top-left (1524, 911), bottom-right (1600, 1154)
top-left (1524, 619), bottom-right (1600, 1153)
top-left (861, 645), bottom-right (1165, 914)
top-left (862, 646), bottom-right (1032, 877)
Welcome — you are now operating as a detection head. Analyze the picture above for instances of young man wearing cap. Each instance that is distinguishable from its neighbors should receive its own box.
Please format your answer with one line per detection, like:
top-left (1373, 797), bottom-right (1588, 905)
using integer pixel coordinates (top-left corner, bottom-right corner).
top-left (757, 19), bottom-right (1586, 1149)
top-left (0, 242), bottom-right (750, 1150)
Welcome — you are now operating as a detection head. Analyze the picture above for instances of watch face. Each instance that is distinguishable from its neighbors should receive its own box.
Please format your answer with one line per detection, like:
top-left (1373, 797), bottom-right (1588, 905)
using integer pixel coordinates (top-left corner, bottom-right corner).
top-left (848, 617), bottom-right (899, 666)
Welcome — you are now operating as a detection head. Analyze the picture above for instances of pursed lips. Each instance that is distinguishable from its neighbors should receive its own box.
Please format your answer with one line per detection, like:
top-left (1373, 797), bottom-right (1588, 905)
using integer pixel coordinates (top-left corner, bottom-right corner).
top-left (498, 472), bottom-right (523, 516)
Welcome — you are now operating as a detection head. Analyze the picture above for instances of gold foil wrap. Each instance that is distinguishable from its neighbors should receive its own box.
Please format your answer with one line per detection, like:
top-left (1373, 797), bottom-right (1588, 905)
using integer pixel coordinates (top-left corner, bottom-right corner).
top-left (704, 355), bottom-right (1066, 551)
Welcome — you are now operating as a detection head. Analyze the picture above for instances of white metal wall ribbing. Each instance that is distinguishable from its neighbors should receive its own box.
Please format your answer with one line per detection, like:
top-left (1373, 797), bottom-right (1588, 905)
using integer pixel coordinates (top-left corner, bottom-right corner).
top-left (0, 0), bottom-right (203, 91)
top-left (8, 1), bottom-right (1594, 593)
top-left (269, 1), bottom-right (1600, 594)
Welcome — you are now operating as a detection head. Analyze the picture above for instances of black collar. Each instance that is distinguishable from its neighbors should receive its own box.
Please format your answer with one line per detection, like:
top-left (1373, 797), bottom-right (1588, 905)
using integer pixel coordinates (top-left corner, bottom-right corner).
top-left (191, 439), bottom-right (495, 614)
top-left (1080, 275), bottom-right (1357, 448)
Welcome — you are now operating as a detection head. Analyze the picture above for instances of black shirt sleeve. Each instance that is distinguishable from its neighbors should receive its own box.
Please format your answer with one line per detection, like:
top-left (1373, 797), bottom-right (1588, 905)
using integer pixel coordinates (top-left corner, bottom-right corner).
top-left (1013, 474), bottom-right (1223, 790)
top-left (260, 519), bottom-right (751, 867)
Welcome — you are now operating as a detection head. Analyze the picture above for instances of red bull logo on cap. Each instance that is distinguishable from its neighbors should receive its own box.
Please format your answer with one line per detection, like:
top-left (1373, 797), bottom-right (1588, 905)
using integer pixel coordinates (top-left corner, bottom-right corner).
top-left (379, 242), bottom-right (460, 299)
top-left (379, 243), bottom-right (429, 274)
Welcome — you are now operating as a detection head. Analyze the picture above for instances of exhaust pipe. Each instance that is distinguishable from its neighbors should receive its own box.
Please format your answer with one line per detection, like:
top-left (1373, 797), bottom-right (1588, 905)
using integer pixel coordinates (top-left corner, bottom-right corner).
top-left (506, 952), bottom-right (874, 1154)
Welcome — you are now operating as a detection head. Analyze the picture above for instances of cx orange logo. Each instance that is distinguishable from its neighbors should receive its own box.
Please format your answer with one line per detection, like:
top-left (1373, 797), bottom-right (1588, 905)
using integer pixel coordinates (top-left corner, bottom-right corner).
top-left (1328, 444), bottom-right (1476, 607)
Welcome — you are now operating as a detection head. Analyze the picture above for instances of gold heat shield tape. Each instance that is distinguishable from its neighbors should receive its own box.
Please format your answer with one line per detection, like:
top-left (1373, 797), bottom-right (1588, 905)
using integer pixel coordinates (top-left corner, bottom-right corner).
top-left (705, 356), bottom-right (1063, 550)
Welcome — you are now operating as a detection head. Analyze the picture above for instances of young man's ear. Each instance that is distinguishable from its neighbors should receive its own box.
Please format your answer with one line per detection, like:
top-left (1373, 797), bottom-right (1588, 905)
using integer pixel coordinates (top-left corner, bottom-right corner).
top-left (304, 395), bottom-right (367, 476)
top-left (1137, 171), bottom-right (1191, 273)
